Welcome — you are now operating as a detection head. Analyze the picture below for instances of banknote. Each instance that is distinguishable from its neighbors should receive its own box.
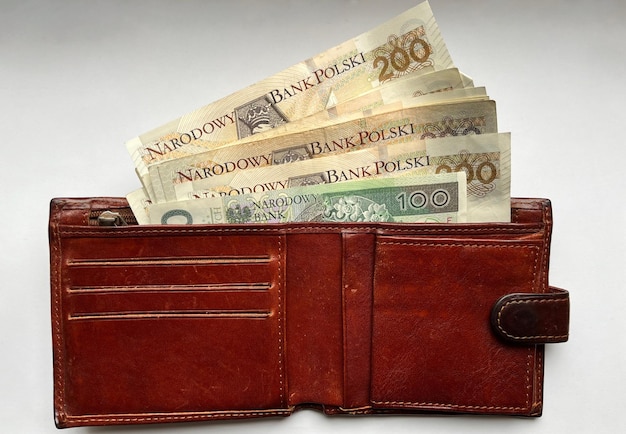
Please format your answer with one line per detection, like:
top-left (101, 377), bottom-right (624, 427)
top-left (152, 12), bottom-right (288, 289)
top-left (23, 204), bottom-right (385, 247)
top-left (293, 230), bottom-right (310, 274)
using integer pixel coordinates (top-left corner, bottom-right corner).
top-left (139, 171), bottom-right (466, 225)
top-left (321, 67), bottom-right (471, 117)
top-left (182, 133), bottom-right (510, 222)
top-left (230, 67), bottom-right (475, 145)
top-left (126, 188), bottom-right (152, 225)
top-left (425, 133), bottom-right (510, 222)
top-left (150, 99), bottom-right (497, 203)
top-left (320, 85), bottom-right (489, 137)
top-left (126, 1), bottom-right (453, 197)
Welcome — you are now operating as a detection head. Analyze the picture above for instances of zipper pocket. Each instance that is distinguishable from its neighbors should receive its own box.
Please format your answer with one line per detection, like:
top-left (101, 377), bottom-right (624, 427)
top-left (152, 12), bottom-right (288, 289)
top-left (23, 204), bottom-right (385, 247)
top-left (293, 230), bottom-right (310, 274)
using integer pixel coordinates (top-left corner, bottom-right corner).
top-left (89, 208), bottom-right (138, 226)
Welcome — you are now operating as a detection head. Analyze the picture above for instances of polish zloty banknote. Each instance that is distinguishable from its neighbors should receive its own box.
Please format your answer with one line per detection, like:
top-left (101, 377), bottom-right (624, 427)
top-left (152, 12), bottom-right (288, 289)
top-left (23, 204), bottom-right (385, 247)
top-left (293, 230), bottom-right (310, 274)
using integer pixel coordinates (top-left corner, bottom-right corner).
top-left (180, 133), bottom-right (510, 222)
top-left (229, 67), bottom-right (476, 145)
top-left (151, 99), bottom-right (497, 203)
top-left (425, 132), bottom-right (510, 222)
top-left (126, 189), bottom-right (153, 224)
top-left (322, 67), bottom-right (470, 116)
top-left (131, 68), bottom-right (471, 203)
top-left (126, 1), bottom-right (453, 197)
top-left (138, 171), bottom-right (467, 225)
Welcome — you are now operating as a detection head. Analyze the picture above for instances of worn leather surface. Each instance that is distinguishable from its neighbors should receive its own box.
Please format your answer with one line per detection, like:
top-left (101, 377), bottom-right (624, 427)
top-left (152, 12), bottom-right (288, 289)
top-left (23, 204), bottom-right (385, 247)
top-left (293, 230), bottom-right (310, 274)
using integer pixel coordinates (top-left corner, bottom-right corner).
top-left (49, 197), bottom-right (569, 428)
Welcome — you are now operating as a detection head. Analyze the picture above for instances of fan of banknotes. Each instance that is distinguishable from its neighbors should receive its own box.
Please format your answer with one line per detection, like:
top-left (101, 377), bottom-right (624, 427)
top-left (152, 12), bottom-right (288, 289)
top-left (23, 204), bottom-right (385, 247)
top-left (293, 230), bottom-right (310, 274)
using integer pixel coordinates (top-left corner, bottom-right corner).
top-left (126, 1), bottom-right (511, 225)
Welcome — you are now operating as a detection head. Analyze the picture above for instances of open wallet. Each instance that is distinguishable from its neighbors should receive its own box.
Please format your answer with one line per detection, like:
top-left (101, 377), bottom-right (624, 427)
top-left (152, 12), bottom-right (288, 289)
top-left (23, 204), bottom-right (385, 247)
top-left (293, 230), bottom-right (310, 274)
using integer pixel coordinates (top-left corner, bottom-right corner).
top-left (49, 196), bottom-right (569, 428)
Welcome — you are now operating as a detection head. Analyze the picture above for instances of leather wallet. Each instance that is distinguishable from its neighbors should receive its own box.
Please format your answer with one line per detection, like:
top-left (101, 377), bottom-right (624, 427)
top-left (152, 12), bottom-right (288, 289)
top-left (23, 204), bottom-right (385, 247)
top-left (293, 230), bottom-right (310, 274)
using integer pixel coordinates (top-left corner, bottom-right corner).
top-left (49, 197), bottom-right (569, 428)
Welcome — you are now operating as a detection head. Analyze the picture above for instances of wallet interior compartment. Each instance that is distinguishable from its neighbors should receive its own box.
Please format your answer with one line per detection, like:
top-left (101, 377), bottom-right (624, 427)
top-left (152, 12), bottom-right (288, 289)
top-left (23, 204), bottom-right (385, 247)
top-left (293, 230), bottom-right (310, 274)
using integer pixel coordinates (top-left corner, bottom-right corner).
top-left (51, 228), bottom-right (289, 421)
top-left (369, 234), bottom-right (546, 415)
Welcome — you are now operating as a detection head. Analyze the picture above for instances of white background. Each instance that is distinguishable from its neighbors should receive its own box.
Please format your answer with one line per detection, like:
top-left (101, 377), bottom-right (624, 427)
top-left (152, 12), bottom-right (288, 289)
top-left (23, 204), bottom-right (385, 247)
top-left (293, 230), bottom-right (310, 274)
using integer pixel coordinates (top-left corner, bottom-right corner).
top-left (2, 0), bottom-right (625, 432)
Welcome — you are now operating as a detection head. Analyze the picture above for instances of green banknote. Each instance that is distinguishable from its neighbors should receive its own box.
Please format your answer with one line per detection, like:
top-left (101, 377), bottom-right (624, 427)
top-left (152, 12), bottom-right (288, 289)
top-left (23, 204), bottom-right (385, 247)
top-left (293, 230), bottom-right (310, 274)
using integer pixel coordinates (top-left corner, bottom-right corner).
top-left (138, 171), bottom-right (466, 225)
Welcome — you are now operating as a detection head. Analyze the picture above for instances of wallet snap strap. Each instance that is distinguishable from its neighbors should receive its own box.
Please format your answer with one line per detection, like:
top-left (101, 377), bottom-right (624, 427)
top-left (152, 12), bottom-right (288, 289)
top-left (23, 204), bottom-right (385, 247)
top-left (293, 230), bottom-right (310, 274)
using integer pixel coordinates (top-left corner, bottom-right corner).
top-left (491, 287), bottom-right (570, 344)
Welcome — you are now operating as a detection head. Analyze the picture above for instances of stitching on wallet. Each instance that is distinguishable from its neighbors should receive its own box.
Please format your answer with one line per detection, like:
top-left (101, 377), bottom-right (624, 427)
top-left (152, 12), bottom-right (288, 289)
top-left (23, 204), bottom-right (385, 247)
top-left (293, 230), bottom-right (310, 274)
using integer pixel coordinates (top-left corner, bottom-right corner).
top-left (66, 409), bottom-right (293, 424)
top-left (496, 298), bottom-right (569, 340)
top-left (67, 256), bottom-right (271, 267)
top-left (58, 225), bottom-right (541, 237)
top-left (51, 203), bottom-right (66, 412)
top-left (374, 240), bottom-right (540, 412)
top-left (525, 349), bottom-right (532, 409)
top-left (541, 203), bottom-right (551, 294)
top-left (370, 400), bottom-right (526, 411)
top-left (68, 282), bottom-right (272, 294)
top-left (379, 240), bottom-right (540, 246)
top-left (536, 346), bottom-right (544, 408)
top-left (277, 235), bottom-right (285, 407)
top-left (67, 310), bottom-right (272, 321)
top-left (379, 241), bottom-right (542, 254)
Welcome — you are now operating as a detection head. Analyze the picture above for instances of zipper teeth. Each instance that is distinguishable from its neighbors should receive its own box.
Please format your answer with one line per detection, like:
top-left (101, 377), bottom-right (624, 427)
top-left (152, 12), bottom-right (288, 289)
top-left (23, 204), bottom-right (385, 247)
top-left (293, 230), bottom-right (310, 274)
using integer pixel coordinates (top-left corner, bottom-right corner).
top-left (89, 209), bottom-right (138, 226)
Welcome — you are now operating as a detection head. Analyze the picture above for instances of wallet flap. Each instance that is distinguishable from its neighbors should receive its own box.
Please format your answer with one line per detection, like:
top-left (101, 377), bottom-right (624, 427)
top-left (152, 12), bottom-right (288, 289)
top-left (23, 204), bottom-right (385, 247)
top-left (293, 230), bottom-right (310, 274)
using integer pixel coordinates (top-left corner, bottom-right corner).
top-left (491, 287), bottom-right (570, 344)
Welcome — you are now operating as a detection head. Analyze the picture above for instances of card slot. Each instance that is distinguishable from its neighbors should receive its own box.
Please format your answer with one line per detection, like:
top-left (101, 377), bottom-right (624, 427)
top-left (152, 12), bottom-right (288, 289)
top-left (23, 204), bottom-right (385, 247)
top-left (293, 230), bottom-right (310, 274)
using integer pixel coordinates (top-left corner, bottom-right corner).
top-left (67, 255), bottom-right (271, 267)
top-left (61, 312), bottom-right (285, 415)
top-left (64, 289), bottom-right (275, 316)
top-left (67, 282), bottom-right (271, 294)
top-left (68, 309), bottom-right (271, 321)
top-left (67, 262), bottom-right (275, 288)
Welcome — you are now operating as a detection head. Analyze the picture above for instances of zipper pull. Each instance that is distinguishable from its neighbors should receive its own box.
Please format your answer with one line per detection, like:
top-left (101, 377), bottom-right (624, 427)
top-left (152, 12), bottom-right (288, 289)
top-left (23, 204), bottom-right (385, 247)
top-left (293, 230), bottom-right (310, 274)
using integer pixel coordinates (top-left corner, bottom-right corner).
top-left (97, 211), bottom-right (128, 226)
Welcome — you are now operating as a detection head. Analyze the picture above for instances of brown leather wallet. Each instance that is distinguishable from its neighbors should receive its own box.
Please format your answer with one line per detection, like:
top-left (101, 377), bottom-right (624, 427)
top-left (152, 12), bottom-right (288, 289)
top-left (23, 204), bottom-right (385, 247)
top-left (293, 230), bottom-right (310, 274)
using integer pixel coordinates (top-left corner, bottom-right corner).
top-left (49, 197), bottom-right (569, 428)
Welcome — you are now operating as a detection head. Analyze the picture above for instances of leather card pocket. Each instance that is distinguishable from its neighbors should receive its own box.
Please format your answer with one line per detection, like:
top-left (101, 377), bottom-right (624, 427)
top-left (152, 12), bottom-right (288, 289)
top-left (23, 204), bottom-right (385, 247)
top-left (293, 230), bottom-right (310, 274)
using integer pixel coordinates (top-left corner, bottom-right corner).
top-left (370, 235), bottom-right (544, 414)
top-left (56, 231), bottom-right (286, 416)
